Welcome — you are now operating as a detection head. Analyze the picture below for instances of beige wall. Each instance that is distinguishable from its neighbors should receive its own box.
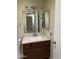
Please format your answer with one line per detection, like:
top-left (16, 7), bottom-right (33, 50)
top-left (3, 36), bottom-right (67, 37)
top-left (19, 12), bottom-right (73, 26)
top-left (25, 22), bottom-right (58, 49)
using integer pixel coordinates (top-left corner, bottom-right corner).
top-left (17, 0), bottom-right (46, 37)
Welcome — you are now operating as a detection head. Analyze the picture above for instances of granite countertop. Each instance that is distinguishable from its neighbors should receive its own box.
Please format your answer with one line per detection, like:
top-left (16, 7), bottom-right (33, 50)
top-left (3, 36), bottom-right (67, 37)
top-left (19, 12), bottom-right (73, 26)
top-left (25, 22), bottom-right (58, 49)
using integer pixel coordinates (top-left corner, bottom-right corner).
top-left (22, 35), bottom-right (50, 44)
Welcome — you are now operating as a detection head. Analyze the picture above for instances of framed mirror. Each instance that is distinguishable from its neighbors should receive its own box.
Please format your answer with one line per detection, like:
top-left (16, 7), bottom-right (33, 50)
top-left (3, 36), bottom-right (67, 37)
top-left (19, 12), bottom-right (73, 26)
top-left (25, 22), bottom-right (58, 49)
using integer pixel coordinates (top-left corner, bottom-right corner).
top-left (24, 11), bottom-right (50, 33)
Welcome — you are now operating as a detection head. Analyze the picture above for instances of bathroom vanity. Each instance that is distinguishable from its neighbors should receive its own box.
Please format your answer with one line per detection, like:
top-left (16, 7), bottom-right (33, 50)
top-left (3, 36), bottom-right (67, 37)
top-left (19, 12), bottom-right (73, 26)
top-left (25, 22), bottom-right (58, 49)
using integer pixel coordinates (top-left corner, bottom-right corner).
top-left (17, 0), bottom-right (53, 59)
top-left (22, 35), bottom-right (50, 59)
top-left (20, 3), bottom-right (51, 59)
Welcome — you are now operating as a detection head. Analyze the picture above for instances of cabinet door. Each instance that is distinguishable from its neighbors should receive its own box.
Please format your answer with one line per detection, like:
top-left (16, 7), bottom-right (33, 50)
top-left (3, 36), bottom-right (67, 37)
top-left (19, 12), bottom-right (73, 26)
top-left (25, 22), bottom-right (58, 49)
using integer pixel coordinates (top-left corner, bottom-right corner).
top-left (23, 41), bottom-right (50, 59)
top-left (23, 47), bottom-right (50, 59)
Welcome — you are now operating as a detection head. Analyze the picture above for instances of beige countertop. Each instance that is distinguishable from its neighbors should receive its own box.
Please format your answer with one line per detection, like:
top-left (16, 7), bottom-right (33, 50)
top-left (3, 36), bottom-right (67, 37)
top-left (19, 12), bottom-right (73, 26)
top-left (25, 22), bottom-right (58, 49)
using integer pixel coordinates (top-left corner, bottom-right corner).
top-left (22, 35), bottom-right (50, 44)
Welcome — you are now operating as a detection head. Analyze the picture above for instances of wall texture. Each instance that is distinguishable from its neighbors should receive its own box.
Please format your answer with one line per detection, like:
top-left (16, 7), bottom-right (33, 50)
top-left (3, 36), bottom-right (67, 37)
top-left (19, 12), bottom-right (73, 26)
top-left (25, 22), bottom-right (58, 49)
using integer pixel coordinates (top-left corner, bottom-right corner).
top-left (17, 0), bottom-right (46, 37)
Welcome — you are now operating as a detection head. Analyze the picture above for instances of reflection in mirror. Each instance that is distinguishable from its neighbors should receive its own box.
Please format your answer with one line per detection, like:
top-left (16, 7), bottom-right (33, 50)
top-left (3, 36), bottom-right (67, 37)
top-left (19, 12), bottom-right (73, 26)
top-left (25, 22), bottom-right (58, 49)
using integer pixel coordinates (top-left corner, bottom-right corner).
top-left (40, 11), bottom-right (50, 30)
top-left (42, 13), bottom-right (46, 28)
top-left (45, 12), bottom-right (50, 30)
top-left (24, 13), bottom-right (34, 33)
top-left (26, 15), bottom-right (33, 32)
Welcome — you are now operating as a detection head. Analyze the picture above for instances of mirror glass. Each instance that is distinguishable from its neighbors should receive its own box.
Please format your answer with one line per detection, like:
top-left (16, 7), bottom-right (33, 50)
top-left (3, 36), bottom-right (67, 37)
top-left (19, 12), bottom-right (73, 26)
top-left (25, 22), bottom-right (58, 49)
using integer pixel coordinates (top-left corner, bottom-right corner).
top-left (41, 12), bottom-right (50, 30)
top-left (24, 11), bottom-right (50, 33)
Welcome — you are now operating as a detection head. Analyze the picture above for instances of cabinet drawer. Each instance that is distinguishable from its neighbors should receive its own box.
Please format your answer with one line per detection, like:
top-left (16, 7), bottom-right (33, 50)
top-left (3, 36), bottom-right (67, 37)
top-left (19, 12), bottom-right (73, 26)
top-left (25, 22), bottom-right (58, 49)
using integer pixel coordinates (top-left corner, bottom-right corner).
top-left (23, 43), bottom-right (32, 50)
top-left (23, 40), bottom-right (50, 50)
top-left (32, 40), bottom-right (50, 48)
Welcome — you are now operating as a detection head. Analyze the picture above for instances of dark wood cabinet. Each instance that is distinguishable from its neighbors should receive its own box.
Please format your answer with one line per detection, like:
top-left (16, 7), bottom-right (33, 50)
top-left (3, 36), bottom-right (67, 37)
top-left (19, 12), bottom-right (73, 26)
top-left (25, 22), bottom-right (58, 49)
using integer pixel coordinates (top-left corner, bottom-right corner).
top-left (23, 40), bottom-right (50, 59)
